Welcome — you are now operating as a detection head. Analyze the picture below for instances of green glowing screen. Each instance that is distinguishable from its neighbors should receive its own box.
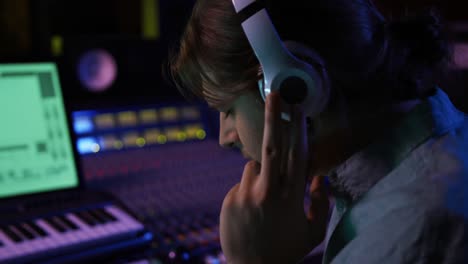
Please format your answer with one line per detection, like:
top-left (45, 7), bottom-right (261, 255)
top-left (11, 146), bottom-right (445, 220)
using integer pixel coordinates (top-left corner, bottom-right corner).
top-left (0, 63), bottom-right (78, 198)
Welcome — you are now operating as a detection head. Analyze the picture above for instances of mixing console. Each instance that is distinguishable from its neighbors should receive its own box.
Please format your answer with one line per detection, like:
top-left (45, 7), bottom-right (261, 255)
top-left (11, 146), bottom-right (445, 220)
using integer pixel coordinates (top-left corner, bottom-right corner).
top-left (80, 140), bottom-right (246, 263)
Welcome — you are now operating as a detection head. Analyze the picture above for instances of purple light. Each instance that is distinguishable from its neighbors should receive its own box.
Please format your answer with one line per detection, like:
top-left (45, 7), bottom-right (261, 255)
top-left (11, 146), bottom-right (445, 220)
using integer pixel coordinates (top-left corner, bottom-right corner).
top-left (168, 251), bottom-right (176, 259)
top-left (454, 43), bottom-right (468, 70)
top-left (77, 49), bottom-right (117, 92)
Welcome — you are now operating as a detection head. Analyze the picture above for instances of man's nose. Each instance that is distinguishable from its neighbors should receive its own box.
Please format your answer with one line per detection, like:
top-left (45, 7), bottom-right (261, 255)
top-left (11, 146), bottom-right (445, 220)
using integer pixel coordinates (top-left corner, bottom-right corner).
top-left (219, 115), bottom-right (237, 149)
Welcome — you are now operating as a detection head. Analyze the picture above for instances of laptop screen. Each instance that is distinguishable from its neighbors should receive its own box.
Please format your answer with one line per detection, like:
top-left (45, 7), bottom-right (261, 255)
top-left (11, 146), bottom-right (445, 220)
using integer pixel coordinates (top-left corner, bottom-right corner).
top-left (0, 63), bottom-right (79, 199)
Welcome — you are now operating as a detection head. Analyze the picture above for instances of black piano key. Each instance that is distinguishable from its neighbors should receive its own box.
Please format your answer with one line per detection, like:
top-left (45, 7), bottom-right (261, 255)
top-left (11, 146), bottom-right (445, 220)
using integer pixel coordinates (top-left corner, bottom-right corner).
top-left (0, 240), bottom-right (3, 247)
top-left (93, 208), bottom-right (114, 223)
top-left (45, 217), bottom-right (66, 233)
top-left (98, 208), bottom-right (117, 222)
top-left (54, 216), bottom-right (72, 232)
top-left (76, 211), bottom-right (98, 226)
top-left (88, 209), bottom-right (109, 224)
top-left (28, 221), bottom-right (48, 237)
top-left (58, 215), bottom-right (79, 230)
top-left (1, 226), bottom-right (23, 243)
top-left (22, 222), bottom-right (42, 239)
top-left (15, 223), bottom-right (35, 240)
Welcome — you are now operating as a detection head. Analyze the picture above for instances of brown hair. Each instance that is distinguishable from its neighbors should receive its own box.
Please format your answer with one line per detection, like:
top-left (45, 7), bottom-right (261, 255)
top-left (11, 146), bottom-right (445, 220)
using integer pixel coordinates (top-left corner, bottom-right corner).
top-left (169, 0), bottom-right (452, 108)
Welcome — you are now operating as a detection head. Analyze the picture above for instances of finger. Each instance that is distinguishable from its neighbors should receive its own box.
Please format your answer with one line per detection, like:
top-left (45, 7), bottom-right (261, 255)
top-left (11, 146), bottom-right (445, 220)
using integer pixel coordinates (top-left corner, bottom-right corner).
top-left (279, 118), bottom-right (289, 186)
top-left (259, 92), bottom-right (283, 192)
top-left (307, 176), bottom-right (329, 223)
top-left (285, 104), bottom-right (308, 195)
top-left (239, 160), bottom-right (260, 193)
top-left (305, 176), bottom-right (329, 244)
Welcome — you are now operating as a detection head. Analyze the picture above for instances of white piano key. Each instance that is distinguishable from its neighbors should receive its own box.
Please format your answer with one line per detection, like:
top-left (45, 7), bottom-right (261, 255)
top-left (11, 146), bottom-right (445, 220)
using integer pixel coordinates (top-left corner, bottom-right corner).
top-left (0, 230), bottom-right (20, 260)
top-left (66, 213), bottom-right (101, 241)
top-left (64, 215), bottom-right (94, 244)
top-left (106, 206), bottom-right (143, 230)
top-left (77, 211), bottom-right (110, 237)
top-left (51, 218), bottom-right (81, 244)
top-left (7, 225), bottom-right (40, 256)
top-left (0, 230), bottom-right (15, 246)
top-left (36, 220), bottom-right (69, 248)
top-left (102, 211), bottom-right (137, 234)
top-left (100, 220), bottom-right (122, 236)
top-left (18, 223), bottom-right (48, 252)
top-left (94, 209), bottom-right (131, 237)
top-left (30, 221), bottom-right (57, 252)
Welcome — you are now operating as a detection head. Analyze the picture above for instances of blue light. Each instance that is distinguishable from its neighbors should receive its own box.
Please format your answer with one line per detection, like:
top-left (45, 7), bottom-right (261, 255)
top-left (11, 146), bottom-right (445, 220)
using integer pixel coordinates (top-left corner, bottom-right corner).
top-left (73, 116), bottom-right (94, 134)
top-left (77, 137), bottom-right (100, 154)
top-left (204, 255), bottom-right (221, 264)
top-left (182, 253), bottom-right (190, 260)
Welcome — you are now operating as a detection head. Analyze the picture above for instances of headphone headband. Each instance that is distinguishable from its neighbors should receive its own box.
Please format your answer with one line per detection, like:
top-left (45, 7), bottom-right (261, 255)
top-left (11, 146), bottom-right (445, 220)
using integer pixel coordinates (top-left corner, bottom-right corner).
top-left (232, 0), bottom-right (329, 120)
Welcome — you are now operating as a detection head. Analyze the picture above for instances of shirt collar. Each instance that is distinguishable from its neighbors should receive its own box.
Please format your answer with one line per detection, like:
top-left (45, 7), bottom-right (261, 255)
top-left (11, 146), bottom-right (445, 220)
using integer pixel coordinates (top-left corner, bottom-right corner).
top-left (328, 88), bottom-right (465, 203)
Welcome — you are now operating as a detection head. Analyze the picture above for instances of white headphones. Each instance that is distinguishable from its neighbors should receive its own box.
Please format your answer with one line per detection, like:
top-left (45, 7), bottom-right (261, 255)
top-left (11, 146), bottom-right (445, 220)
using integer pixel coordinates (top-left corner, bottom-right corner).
top-left (232, 0), bottom-right (330, 120)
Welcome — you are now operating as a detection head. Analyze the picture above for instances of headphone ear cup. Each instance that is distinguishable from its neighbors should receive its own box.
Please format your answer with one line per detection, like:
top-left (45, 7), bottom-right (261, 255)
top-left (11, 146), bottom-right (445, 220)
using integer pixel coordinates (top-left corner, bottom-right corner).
top-left (283, 41), bottom-right (330, 118)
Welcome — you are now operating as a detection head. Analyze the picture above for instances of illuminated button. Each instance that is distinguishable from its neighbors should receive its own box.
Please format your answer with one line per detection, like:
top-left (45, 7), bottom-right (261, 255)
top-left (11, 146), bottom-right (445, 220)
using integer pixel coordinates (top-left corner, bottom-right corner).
top-left (144, 128), bottom-right (162, 145)
top-left (196, 129), bottom-right (206, 140)
top-left (181, 106), bottom-right (200, 120)
top-left (168, 250), bottom-right (176, 260)
top-left (185, 124), bottom-right (203, 139)
top-left (177, 132), bottom-right (187, 141)
top-left (165, 127), bottom-right (181, 142)
top-left (73, 115), bottom-right (94, 134)
top-left (114, 140), bottom-right (123, 149)
top-left (94, 113), bottom-right (115, 129)
top-left (157, 135), bottom-right (167, 144)
top-left (122, 132), bottom-right (140, 147)
top-left (117, 111), bottom-right (138, 127)
top-left (91, 144), bottom-right (100, 153)
top-left (160, 107), bottom-right (179, 122)
top-left (77, 137), bottom-right (100, 154)
top-left (99, 135), bottom-right (119, 151)
top-left (136, 137), bottom-right (146, 147)
top-left (139, 109), bottom-right (158, 124)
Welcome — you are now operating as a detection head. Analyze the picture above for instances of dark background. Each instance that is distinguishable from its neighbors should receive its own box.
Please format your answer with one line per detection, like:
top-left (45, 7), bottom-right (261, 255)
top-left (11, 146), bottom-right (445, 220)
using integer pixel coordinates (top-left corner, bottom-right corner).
top-left (0, 0), bottom-right (467, 111)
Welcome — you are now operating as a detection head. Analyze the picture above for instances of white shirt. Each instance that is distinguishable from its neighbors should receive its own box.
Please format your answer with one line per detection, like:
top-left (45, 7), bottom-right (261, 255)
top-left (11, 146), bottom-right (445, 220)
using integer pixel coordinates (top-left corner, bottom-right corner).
top-left (322, 89), bottom-right (468, 264)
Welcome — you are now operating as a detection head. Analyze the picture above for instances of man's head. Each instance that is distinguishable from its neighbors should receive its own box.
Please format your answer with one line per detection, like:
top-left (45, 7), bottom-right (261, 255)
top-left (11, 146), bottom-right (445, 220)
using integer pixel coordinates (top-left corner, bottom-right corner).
top-left (170, 0), bottom-right (451, 173)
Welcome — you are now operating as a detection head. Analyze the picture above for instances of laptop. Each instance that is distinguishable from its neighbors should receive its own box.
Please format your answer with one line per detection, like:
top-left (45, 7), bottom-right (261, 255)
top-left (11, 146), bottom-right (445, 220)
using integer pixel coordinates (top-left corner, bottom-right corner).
top-left (0, 62), bottom-right (153, 264)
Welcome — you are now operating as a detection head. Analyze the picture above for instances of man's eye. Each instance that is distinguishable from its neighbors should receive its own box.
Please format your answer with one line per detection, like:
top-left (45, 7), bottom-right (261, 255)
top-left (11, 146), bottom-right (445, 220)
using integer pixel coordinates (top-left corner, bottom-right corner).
top-left (224, 108), bottom-right (233, 118)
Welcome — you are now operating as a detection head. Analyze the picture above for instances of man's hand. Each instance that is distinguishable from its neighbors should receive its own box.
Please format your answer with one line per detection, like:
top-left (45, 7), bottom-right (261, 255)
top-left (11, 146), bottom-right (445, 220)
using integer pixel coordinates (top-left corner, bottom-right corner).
top-left (220, 92), bottom-right (329, 264)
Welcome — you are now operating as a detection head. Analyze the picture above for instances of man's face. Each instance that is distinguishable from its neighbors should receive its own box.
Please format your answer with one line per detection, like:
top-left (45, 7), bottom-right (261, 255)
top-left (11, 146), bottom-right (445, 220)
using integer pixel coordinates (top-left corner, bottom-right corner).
top-left (218, 90), bottom-right (265, 162)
